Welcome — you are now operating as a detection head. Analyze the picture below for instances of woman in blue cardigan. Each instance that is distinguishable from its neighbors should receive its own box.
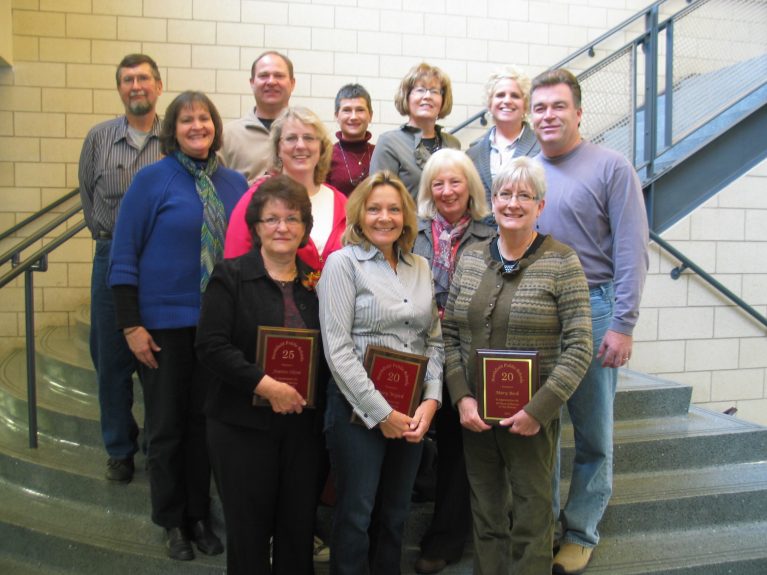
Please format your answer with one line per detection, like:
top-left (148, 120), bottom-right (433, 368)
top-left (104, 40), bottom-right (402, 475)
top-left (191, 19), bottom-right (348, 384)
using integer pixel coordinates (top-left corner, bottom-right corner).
top-left (108, 91), bottom-right (247, 562)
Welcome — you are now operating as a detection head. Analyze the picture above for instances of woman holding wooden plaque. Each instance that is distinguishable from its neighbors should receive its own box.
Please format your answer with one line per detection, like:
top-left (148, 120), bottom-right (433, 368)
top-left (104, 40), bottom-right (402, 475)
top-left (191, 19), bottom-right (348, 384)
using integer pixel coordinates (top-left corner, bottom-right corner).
top-left (317, 171), bottom-right (444, 575)
top-left (442, 157), bottom-right (592, 574)
top-left (196, 175), bottom-right (327, 575)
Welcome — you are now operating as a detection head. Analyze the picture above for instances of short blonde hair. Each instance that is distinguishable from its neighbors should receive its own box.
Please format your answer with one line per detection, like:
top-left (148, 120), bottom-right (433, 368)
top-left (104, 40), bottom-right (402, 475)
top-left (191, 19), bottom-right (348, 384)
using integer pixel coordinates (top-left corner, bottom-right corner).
top-left (417, 149), bottom-right (490, 221)
top-left (270, 107), bottom-right (333, 185)
top-left (343, 171), bottom-right (418, 254)
top-left (491, 156), bottom-right (547, 201)
top-left (394, 62), bottom-right (454, 120)
top-left (484, 66), bottom-right (532, 112)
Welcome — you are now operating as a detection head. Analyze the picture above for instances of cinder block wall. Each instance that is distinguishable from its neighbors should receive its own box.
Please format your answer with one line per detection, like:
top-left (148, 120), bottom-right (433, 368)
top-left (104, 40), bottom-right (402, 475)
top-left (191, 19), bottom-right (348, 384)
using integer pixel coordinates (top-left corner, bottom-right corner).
top-left (634, 158), bottom-right (767, 425)
top-left (1, 0), bottom-right (765, 424)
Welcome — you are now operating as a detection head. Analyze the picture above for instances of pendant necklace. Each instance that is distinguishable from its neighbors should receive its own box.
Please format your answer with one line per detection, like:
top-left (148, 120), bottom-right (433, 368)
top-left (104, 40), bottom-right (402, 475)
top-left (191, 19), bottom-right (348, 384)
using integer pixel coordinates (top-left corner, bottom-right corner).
top-left (339, 142), bottom-right (370, 188)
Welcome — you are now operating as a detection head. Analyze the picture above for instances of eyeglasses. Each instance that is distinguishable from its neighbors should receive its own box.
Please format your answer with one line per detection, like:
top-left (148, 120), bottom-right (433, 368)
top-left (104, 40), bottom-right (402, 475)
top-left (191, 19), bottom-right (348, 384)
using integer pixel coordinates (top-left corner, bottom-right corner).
top-left (281, 134), bottom-right (319, 146)
top-left (494, 191), bottom-right (537, 204)
top-left (412, 87), bottom-right (442, 98)
top-left (257, 216), bottom-right (303, 228)
top-left (120, 73), bottom-right (155, 86)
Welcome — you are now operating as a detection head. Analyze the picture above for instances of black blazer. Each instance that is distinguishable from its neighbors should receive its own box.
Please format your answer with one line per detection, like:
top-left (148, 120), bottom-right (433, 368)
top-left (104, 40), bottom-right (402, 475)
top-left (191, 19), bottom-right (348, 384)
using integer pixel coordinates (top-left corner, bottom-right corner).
top-left (195, 248), bottom-right (328, 431)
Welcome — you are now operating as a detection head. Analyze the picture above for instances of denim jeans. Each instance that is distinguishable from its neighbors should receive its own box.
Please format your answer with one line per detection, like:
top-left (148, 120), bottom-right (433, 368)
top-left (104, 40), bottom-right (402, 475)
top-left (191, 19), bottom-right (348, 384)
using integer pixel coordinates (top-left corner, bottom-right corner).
top-left (324, 380), bottom-right (423, 575)
top-left (553, 282), bottom-right (617, 548)
top-left (90, 240), bottom-right (139, 459)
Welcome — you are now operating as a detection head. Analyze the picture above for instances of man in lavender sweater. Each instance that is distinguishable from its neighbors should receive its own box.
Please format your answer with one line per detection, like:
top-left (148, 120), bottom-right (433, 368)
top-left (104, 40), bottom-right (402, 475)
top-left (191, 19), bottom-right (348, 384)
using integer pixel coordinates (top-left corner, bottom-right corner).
top-left (531, 69), bottom-right (649, 575)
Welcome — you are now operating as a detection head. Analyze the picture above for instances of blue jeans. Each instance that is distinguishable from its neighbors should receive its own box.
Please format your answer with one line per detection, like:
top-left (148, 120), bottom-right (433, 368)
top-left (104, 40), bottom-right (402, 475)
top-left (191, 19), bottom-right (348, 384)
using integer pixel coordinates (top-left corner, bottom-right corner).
top-left (324, 381), bottom-right (423, 575)
top-left (553, 282), bottom-right (617, 548)
top-left (90, 240), bottom-right (139, 459)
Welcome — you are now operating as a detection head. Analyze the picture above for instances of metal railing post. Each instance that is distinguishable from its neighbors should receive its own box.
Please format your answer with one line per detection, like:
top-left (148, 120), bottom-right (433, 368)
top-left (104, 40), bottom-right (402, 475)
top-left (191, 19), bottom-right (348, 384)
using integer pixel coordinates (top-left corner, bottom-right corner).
top-left (643, 5), bottom-right (660, 179)
top-left (22, 257), bottom-right (47, 448)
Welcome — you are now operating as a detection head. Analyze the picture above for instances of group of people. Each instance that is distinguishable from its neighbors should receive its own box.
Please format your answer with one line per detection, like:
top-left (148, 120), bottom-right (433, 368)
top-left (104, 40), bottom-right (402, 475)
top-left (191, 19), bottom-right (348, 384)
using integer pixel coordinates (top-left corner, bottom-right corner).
top-left (79, 49), bottom-right (648, 575)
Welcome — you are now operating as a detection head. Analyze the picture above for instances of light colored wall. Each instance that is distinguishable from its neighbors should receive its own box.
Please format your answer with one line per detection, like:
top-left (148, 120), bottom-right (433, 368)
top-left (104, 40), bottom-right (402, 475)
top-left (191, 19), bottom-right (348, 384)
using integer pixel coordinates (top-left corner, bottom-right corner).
top-left (0, 0), bottom-right (653, 353)
top-left (633, 157), bottom-right (767, 426)
top-left (2, 0), bottom-right (765, 426)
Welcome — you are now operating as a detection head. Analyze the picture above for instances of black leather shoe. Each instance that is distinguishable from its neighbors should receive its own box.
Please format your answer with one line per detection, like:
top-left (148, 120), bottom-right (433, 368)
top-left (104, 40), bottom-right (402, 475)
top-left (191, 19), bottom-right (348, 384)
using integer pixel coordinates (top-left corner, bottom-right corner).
top-left (189, 520), bottom-right (224, 556)
top-left (414, 556), bottom-right (448, 574)
top-left (166, 527), bottom-right (195, 561)
top-left (105, 457), bottom-right (134, 483)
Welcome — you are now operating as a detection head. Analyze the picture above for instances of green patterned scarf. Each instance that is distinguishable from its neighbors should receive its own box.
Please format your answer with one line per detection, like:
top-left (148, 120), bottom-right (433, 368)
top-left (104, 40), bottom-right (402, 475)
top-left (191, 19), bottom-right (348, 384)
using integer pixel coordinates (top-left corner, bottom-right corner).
top-left (174, 151), bottom-right (226, 292)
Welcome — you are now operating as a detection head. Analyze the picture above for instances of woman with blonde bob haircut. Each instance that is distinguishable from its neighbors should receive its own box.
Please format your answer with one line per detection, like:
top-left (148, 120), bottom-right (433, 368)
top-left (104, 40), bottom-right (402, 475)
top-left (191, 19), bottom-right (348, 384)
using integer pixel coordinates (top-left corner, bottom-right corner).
top-left (270, 106), bottom-right (334, 185)
top-left (417, 149), bottom-right (489, 221)
top-left (371, 62), bottom-right (461, 198)
top-left (318, 170), bottom-right (444, 575)
top-left (467, 66), bottom-right (540, 209)
top-left (225, 106), bottom-right (347, 270)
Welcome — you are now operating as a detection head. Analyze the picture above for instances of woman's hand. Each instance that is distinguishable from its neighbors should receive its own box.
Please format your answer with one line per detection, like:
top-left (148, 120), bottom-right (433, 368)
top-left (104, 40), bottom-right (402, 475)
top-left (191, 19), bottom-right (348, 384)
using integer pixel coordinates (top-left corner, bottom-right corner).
top-left (403, 399), bottom-right (439, 443)
top-left (124, 326), bottom-right (161, 369)
top-left (379, 410), bottom-right (412, 439)
top-left (500, 410), bottom-right (541, 436)
top-left (255, 375), bottom-right (306, 414)
top-left (457, 396), bottom-right (492, 433)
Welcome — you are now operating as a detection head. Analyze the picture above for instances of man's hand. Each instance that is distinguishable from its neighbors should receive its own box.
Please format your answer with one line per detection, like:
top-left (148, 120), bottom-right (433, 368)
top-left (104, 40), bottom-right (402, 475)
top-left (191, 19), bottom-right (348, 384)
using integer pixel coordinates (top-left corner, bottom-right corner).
top-left (597, 330), bottom-right (633, 368)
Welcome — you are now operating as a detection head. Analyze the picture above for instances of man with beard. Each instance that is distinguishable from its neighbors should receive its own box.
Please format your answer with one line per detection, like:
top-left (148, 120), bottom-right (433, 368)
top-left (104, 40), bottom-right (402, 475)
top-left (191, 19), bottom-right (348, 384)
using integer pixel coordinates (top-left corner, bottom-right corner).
top-left (79, 54), bottom-right (163, 483)
top-left (219, 51), bottom-right (296, 184)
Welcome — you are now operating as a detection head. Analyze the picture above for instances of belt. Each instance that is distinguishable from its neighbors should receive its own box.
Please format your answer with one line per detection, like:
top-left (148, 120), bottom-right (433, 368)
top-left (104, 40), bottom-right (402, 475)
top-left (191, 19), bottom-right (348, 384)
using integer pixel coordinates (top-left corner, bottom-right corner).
top-left (97, 231), bottom-right (113, 240)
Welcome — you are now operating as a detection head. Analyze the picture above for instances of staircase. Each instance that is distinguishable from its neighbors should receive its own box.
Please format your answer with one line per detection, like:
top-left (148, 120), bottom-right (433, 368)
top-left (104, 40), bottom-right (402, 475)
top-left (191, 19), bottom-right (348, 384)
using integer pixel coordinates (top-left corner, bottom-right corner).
top-left (1, 307), bottom-right (766, 574)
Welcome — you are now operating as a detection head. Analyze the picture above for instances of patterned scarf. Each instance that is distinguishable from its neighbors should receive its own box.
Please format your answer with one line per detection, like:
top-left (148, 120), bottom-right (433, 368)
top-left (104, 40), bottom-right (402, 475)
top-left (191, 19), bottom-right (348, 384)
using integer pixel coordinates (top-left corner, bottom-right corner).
top-left (174, 151), bottom-right (226, 292)
top-left (431, 211), bottom-right (471, 311)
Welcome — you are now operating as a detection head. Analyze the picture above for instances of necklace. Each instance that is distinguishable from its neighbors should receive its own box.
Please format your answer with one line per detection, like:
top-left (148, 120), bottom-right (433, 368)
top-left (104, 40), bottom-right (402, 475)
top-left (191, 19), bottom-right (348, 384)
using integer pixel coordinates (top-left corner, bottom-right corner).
top-left (266, 266), bottom-right (297, 287)
top-left (338, 142), bottom-right (370, 188)
top-left (498, 232), bottom-right (536, 272)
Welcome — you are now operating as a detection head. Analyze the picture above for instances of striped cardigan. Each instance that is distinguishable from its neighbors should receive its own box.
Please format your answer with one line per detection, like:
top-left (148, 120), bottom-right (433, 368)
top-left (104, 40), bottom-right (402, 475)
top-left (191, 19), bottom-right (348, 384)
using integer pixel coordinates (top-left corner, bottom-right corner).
top-left (442, 234), bottom-right (593, 424)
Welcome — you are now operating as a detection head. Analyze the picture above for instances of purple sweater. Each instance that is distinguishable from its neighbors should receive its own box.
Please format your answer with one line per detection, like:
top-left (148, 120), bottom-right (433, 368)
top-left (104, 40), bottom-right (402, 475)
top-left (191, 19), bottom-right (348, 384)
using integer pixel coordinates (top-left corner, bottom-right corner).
top-left (535, 141), bottom-right (649, 335)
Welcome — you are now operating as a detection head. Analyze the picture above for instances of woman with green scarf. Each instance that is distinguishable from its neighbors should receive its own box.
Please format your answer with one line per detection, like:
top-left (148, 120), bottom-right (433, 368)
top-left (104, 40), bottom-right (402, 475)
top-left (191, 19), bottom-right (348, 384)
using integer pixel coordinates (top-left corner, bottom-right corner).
top-left (109, 91), bottom-right (247, 562)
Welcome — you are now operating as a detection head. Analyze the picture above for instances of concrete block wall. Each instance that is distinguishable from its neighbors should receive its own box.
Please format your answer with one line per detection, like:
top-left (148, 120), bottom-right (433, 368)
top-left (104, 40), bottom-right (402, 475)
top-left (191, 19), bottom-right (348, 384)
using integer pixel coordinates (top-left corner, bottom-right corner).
top-left (633, 158), bottom-right (767, 426)
top-left (1, 0), bottom-right (765, 425)
top-left (0, 0), bottom-right (654, 356)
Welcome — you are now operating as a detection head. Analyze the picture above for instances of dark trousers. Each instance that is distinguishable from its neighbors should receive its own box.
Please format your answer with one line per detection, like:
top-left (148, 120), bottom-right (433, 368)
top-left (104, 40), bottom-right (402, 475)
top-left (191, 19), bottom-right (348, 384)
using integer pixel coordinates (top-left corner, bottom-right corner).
top-left (138, 327), bottom-right (211, 528)
top-left (325, 381), bottom-right (423, 575)
top-left (208, 414), bottom-right (322, 575)
top-left (419, 389), bottom-right (472, 562)
top-left (90, 240), bottom-right (139, 459)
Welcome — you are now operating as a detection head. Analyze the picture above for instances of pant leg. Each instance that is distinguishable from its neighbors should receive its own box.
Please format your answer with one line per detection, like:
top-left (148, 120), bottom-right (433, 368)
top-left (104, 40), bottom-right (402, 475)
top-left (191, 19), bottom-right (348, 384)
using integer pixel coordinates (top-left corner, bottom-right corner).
top-left (273, 411), bottom-right (323, 575)
top-left (139, 327), bottom-right (210, 528)
top-left (419, 388), bottom-right (471, 562)
top-left (462, 427), bottom-right (512, 575)
top-left (370, 433), bottom-right (423, 575)
top-left (560, 283), bottom-right (617, 548)
top-left (90, 240), bottom-right (139, 459)
top-left (207, 417), bottom-right (274, 575)
top-left (503, 419), bottom-right (559, 575)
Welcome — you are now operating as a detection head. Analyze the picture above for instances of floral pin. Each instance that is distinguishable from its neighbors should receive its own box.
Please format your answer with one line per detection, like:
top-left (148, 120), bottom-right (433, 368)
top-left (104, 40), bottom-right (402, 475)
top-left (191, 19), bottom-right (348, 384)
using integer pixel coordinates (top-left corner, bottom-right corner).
top-left (302, 270), bottom-right (321, 291)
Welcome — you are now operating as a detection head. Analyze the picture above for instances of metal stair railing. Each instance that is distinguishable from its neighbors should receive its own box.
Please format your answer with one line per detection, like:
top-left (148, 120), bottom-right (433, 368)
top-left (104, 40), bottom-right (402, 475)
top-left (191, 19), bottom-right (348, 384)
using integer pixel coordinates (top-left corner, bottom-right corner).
top-left (0, 190), bottom-right (87, 447)
top-left (450, 0), bottom-right (767, 333)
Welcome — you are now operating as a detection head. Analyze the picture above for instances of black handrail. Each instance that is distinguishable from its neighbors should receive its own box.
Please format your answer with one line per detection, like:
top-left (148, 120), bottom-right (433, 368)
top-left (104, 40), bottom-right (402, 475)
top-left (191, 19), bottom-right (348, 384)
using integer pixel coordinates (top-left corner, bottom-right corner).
top-left (0, 201), bottom-right (86, 271)
top-left (0, 187), bottom-right (87, 448)
top-left (651, 231), bottom-right (767, 329)
top-left (0, 189), bottom-right (80, 243)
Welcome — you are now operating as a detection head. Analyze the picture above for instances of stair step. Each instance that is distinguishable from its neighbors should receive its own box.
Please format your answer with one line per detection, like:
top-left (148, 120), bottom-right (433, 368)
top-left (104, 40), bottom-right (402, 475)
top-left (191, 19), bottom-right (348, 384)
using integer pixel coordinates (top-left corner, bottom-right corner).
top-left (560, 406), bottom-right (767, 476)
top-left (587, 462), bottom-right (767, 535)
top-left (0, 479), bottom-right (226, 575)
top-left (586, 521), bottom-right (767, 574)
top-left (0, 349), bottom-right (134, 449)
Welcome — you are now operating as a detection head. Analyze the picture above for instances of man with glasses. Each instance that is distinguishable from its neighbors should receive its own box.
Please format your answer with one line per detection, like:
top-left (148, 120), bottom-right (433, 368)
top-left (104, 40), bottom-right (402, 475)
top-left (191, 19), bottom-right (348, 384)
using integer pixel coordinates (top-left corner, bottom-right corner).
top-left (530, 68), bottom-right (649, 575)
top-left (219, 51), bottom-right (296, 184)
top-left (78, 54), bottom-right (163, 483)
